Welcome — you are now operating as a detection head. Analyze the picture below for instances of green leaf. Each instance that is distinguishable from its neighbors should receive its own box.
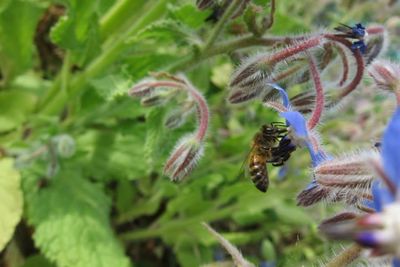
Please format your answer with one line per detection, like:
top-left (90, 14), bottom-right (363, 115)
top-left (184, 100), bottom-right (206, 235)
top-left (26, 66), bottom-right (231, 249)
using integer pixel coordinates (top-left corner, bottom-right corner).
top-left (0, 90), bottom-right (37, 132)
top-left (0, 158), bottom-right (23, 251)
top-left (21, 255), bottom-right (56, 267)
top-left (50, 0), bottom-right (101, 66)
top-left (26, 173), bottom-right (130, 267)
top-left (168, 4), bottom-right (211, 29)
top-left (0, 0), bottom-right (43, 84)
top-left (90, 73), bottom-right (131, 101)
top-left (144, 108), bottom-right (167, 170)
top-left (131, 19), bottom-right (196, 45)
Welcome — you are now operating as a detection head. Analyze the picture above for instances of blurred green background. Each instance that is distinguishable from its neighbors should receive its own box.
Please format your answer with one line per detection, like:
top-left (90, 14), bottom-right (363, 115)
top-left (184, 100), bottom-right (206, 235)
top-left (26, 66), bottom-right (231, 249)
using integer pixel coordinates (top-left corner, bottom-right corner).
top-left (0, 0), bottom-right (400, 266)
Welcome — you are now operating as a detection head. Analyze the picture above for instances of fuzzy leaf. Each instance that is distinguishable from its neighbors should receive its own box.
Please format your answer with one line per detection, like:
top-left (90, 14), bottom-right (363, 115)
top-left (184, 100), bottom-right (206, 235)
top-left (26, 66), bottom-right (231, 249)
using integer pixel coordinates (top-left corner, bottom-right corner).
top-left (131, 19), bottom-right (195, 45)
top-left (0, 158), bottom-right (23, 252)
top-left (50, 0), bottom-right (101, 66)
top-left (169, 4), bottom-right (211, 29)
top-left (90, 74), bottom-right (131, 101)
top-left (0, 91), bottom-right (37, 132)
top-left (26, 173), bottom-right (130, 267)
top-left (0, 0), bottom-right (43, 83)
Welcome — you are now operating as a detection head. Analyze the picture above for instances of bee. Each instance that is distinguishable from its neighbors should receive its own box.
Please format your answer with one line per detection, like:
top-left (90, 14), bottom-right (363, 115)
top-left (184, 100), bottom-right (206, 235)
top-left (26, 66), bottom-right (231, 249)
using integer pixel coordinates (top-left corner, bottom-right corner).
top-left (246, 122), bottom-right (296, 192)
top-left (334, 23), bottom-right (367, 54)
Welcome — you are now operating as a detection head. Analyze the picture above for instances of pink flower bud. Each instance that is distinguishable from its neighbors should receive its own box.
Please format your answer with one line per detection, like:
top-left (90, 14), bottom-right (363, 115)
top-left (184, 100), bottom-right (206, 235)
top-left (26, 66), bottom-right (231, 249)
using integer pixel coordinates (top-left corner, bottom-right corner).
top-left (298, 151), bottom-right (377, 206)
top-left (369, 60), bottom-right (400, 93)
top-left (163, 135), bottom-right (204, 181)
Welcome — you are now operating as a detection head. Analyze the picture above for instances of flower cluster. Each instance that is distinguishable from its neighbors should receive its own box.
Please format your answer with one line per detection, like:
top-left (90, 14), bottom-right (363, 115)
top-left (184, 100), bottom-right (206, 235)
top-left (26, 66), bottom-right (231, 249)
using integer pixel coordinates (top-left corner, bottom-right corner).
top-left (129, 74), bottom-right (209, 181)
top-left (318, 62), bottom-right (400, 266)
top-left (227, 21), bottom-right (400, 265)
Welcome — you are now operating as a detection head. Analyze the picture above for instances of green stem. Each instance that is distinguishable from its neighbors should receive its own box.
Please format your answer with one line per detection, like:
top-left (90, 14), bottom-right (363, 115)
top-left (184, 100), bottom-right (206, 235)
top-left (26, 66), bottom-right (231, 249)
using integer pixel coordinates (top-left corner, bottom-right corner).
top-left (325, 244), bottom-right (362, 267)
top-left (202, 0), bottom-right (243, 52)
top-left (99, 0), bottom-right (150, 40)
top-left (168, 35), bottom-right (284, 72)
top-left (61, 52), bottom-right (70, 94)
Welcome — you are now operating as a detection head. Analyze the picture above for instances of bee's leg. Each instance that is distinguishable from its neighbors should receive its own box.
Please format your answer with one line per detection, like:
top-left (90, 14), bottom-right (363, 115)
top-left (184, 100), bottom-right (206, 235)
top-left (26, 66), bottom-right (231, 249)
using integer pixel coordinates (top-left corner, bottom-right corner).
top-left (272, 161), bottom-right (285, 167)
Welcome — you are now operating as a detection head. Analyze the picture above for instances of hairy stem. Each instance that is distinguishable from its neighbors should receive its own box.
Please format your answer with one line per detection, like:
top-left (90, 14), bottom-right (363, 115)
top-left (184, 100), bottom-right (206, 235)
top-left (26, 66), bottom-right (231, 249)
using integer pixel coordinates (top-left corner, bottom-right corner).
top-left (182, 77), bottom-right (209, 141)
top-left (325, 244), bottom-right (362, 267)
top-left (307, 54), bottom-right (324, 130)
top-left (324, 34), bottom-right (365, 100)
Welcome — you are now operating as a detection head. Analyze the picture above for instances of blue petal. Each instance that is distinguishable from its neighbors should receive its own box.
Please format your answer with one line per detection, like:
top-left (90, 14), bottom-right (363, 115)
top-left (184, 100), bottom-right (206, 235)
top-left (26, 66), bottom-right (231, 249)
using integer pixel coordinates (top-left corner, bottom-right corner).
top-left (393, 257), bottom-right (400, 267)
top-left (278, 165), bottom-right (288, 181)
top-left (305, 179), bottom-right (318, 190)
top-left (267, 83), bottom-right (290, 108)
top-left (306, 143), bottom-right (328, 167)
top-left (372, 180), bottom-right (395, 212)
top-left (280, 111), bottom-right (308, 138)
top-left (382, 107), bottom-right (400, 189)
top-left (356, 232), bottom-right (379, 247)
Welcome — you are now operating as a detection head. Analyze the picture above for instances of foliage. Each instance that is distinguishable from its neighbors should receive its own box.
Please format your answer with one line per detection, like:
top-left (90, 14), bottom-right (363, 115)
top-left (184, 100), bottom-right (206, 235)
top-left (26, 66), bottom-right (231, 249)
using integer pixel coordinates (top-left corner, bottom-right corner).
top-left (0, 0), bottom-right (399, 267)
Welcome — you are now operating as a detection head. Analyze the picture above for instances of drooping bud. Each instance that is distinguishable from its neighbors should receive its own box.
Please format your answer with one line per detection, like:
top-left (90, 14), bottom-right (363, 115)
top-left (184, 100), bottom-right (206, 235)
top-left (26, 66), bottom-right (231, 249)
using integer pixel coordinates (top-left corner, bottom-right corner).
top-left (321, 203), bottom-right (400, 259)
top-left (140, 88), bottom-right (179, 107)
top-left (368, 60), bottom-right (400, 92)
top-left (229, 55), bottom-right (274, 104)
top-left (164, 100), bottom-right (195, 129)
top-left (163, 135), bottom-right (204, 181)
top-left (128, 81), bottom-right (156, 98)
top-left (297, 151), bottom-right (377, 206)
top-left (52, 134), bottom-right (76, 158)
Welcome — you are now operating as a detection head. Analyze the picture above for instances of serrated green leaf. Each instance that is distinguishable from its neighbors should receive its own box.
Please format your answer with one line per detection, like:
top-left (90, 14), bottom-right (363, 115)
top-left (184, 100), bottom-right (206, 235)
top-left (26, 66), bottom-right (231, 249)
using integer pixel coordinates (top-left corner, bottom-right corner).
top-left (131, 19), bottom-right (196, 45)
top-left (0, 158), bottom-right (23, 252)
top-left (0, 90), bottom-right (37, 132)
top-left (0, 0), bottom-right (43, 84)
top-left (144, 108), bottom-right (166, 170)
top-left (26, 173), bottom-right (130, 267)
top-left (90, 74), bottom-right (131, 101)
top-left (168, 4), bottom-right (211, 29)
top-left (49, 0), bottom-right (101, 66)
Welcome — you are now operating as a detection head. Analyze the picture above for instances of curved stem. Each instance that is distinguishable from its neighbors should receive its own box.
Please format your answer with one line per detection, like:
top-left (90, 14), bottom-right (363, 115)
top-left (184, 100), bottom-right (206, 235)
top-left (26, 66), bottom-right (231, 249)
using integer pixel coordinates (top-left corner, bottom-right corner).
top-left (324, 34), bottom-right (365, 100)
top-left (168, 35), bottom-right (285, 73)
top-left (181, 77), bottom-right (209, 141)
top-left (307, 54), bottom-right (324, 130)
top-left (325, 244), bottom-right (362, 267)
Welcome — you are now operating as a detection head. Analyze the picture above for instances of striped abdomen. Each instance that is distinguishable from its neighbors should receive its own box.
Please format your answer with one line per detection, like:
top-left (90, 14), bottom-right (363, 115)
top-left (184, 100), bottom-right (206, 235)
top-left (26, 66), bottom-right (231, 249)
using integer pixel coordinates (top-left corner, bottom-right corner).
top-left (249, 153), bottom-right (269, 192)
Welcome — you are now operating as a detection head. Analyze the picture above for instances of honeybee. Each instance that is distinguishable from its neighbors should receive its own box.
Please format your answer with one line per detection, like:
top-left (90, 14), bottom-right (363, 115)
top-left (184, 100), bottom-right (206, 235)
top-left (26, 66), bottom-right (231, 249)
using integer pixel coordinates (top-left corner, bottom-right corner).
top-left (246, 122), bottom-right (296, 192)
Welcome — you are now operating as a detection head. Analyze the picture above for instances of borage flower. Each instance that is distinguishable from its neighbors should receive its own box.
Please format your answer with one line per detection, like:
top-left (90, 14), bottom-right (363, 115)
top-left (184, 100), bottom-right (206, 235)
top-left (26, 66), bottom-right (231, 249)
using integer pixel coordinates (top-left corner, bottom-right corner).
top-left (320, 107), bottom-right (400, 266)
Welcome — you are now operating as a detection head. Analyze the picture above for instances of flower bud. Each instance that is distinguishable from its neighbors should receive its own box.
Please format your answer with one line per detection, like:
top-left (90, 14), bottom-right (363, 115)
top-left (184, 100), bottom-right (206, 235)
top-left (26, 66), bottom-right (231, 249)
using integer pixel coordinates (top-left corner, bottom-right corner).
top-left (52, 134), bottom-right (76, 158)
top-left (140, 88), bottom-right (178, 107)
top-left (163, 135), bottom-right (204, 181)
top-left (128, 81), bottom-right (156, 98)
top-left (368, 60), bottom-right (400, 92)
top-left (229, 55), bottom-right (274, 104)
top-left (297, 151), bottom-right (377, 206)
top-left (164, 101), bottom-right (195, 129)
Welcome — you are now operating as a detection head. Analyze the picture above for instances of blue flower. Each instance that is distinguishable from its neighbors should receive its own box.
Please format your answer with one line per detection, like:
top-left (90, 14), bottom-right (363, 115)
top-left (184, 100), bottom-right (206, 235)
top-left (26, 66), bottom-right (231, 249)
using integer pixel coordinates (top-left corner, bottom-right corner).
top-left (268, 83), bottom-right (327, 167)
top-left (372, 107), bottom-right (400, 210)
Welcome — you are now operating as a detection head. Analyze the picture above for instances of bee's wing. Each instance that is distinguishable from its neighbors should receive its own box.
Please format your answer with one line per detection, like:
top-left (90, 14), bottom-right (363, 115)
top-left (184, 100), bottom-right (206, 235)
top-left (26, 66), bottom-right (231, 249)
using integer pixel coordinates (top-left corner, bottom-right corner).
top-left (334, 23), bottom-right (353, 34)
top-left (235, 143), bottom-right (257, 180)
